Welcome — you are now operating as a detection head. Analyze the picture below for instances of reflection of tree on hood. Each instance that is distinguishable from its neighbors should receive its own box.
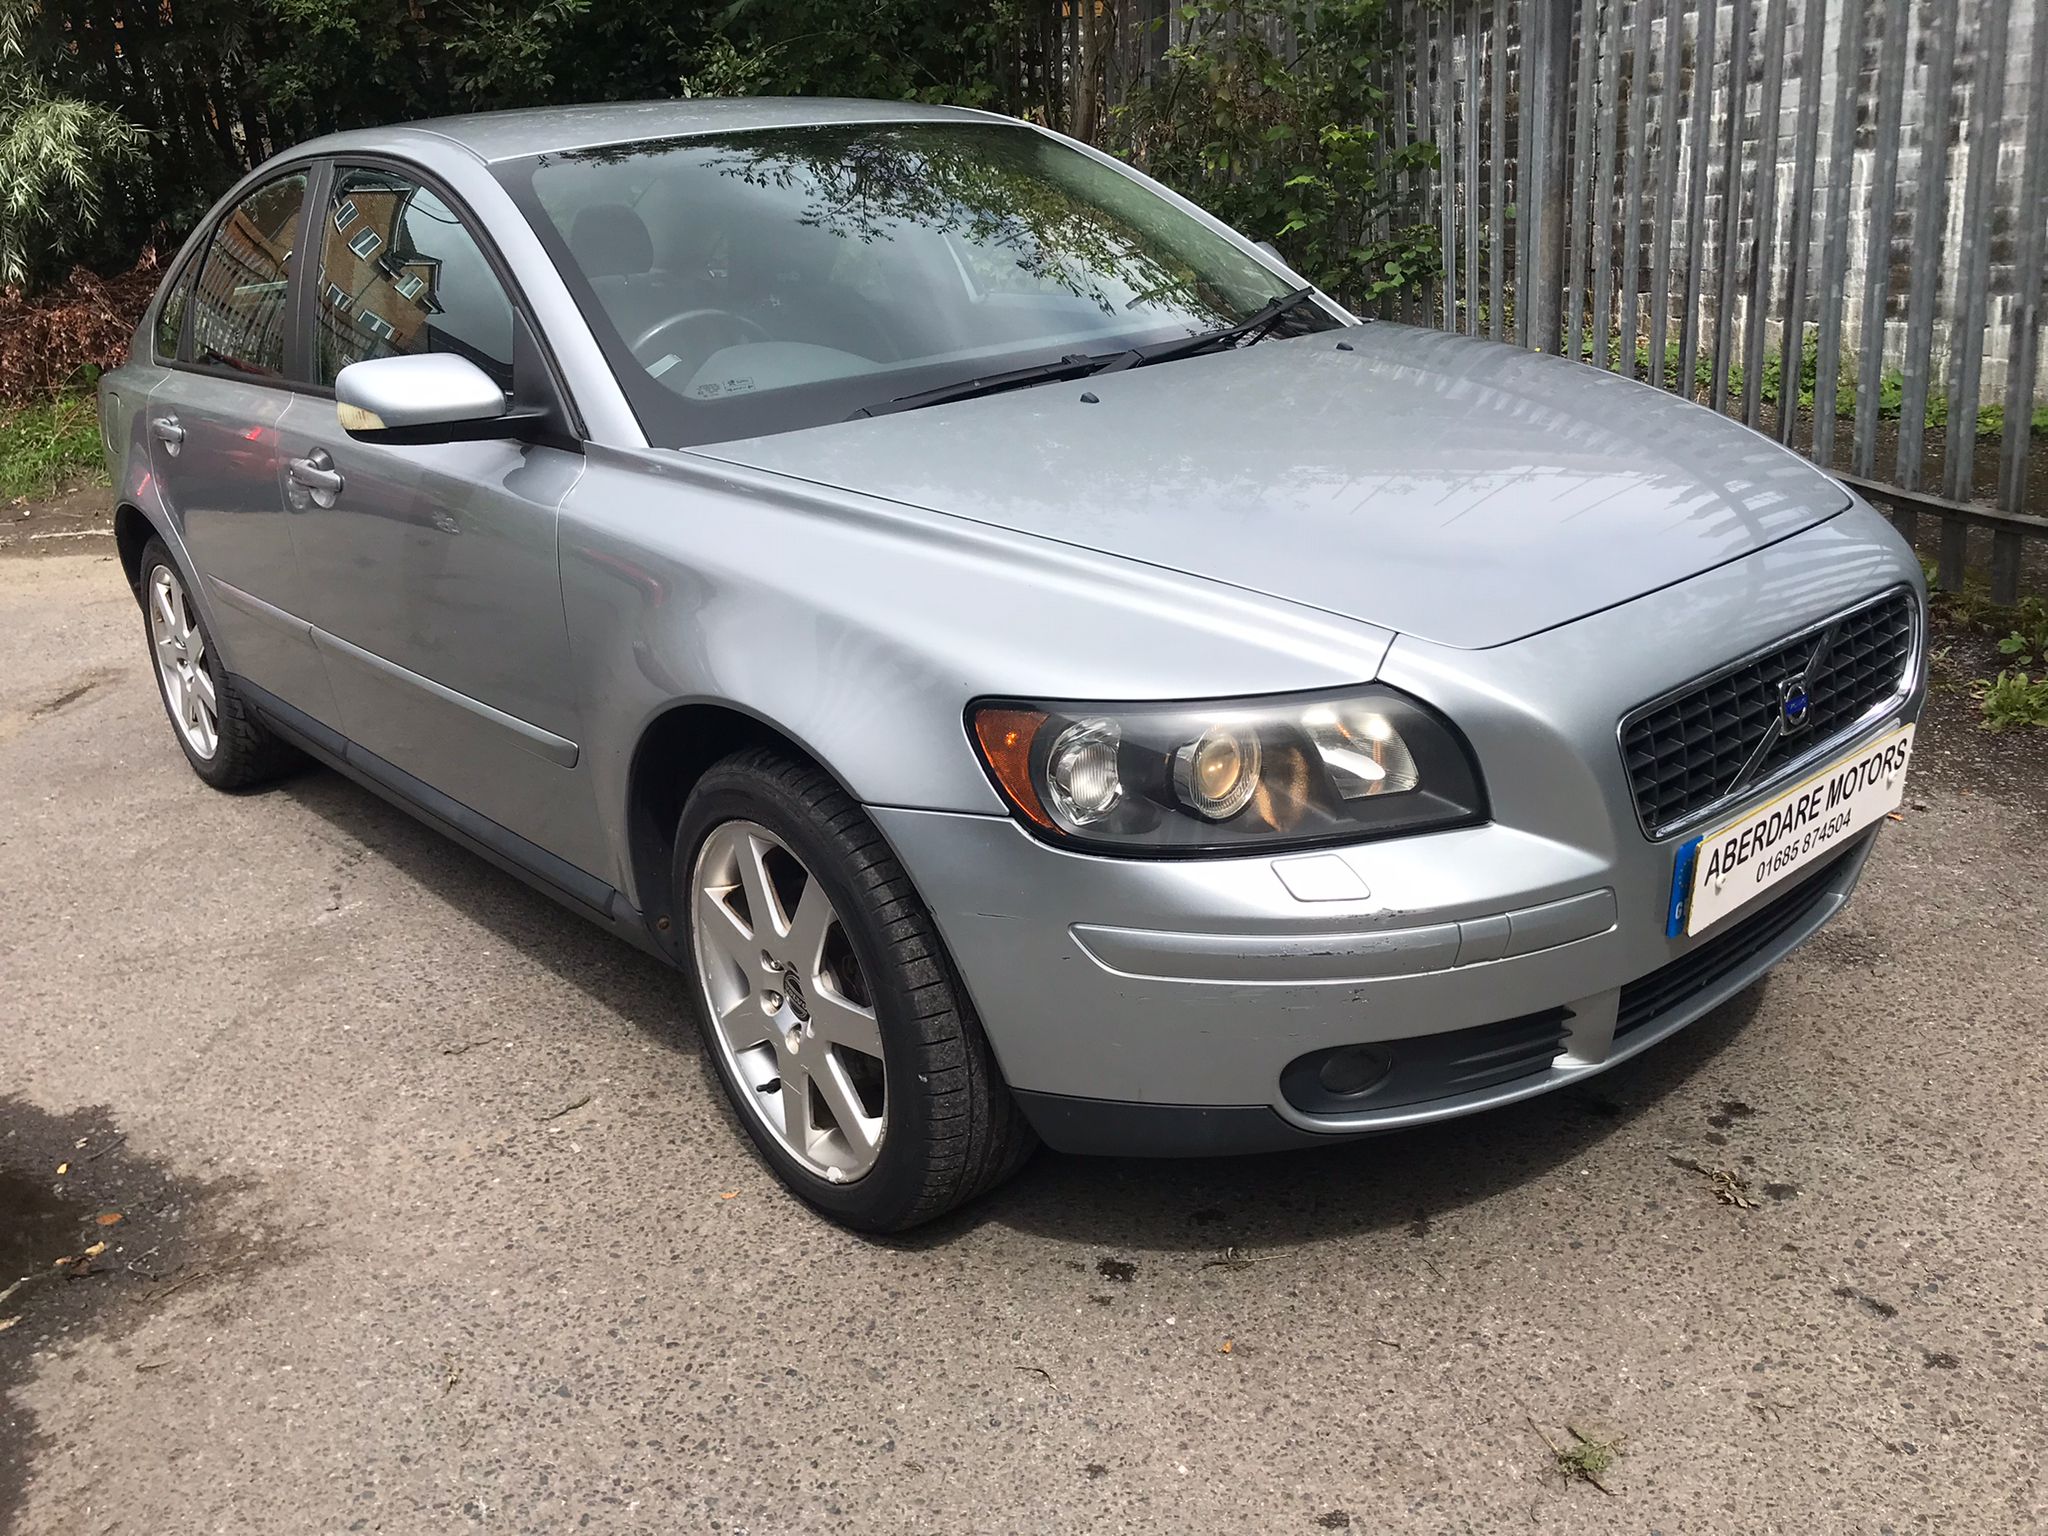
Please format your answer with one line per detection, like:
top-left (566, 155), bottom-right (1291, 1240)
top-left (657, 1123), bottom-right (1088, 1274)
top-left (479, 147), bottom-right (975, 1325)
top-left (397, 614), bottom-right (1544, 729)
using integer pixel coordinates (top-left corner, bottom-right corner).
top-left (562, 125), bottom-right (1255, 324)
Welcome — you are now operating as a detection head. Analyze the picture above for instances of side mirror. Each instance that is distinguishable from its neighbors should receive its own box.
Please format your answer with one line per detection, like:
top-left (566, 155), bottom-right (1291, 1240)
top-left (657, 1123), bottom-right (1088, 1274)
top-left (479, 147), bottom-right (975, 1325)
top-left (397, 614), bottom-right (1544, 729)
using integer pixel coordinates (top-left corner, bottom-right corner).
top-left (335, 353), bottom-right (517, 444)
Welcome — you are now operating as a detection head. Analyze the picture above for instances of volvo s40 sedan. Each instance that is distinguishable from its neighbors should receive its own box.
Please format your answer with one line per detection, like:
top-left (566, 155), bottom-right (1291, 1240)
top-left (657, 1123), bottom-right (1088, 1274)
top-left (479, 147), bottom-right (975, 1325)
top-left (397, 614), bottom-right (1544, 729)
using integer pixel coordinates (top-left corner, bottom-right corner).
top-left (101, 100), bottom-right (1926, 1230)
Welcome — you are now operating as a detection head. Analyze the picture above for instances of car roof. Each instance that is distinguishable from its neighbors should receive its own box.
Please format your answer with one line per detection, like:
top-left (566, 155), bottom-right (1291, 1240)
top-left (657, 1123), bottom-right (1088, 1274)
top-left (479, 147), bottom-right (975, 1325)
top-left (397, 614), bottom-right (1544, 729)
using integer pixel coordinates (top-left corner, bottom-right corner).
top-left (296, 98), bottom-right (1024, 166)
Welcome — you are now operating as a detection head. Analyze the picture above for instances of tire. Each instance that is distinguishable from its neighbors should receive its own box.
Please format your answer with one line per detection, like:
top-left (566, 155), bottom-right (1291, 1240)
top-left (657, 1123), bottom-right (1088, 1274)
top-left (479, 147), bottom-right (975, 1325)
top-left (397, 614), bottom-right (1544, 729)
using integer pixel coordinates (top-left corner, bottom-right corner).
top-left (674, 747), bottom-right (1035, 1231)
top-left (137, 537), bottom-right (300, 791)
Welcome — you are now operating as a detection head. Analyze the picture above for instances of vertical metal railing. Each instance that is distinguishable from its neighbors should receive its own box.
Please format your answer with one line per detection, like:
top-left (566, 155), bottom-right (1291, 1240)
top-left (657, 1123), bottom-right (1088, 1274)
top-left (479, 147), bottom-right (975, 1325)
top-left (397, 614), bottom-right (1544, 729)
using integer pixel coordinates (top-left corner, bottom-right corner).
top-left (1381, 0), bottom-right (2048, 603)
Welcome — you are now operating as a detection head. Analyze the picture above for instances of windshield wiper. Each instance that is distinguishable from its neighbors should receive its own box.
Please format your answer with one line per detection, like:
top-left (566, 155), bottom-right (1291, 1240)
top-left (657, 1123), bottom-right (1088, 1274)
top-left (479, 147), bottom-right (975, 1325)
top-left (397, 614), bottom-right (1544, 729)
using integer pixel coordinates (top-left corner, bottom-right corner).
top-left (847, 350), bottom-right (1134, 419)
top-left (1098, 286), bottom-right (1325, 373)
top-left (844, 287), bottom-right (1325, 420)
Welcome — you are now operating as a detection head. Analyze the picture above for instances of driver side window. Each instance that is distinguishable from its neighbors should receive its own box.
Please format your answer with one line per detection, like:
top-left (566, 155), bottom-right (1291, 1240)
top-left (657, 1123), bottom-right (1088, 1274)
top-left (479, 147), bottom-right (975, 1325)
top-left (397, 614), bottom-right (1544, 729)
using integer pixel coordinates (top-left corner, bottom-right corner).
top-left (315, 166), bottom-right (515, 390)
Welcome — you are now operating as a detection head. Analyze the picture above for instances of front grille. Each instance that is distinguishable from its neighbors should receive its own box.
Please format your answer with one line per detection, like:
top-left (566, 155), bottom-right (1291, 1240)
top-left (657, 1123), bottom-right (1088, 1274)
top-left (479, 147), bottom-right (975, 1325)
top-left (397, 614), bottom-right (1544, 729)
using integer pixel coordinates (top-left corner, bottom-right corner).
top-left (1621, 590), bottom-right (1916, 836)
top-left (1614, 847), bottom-right (1850, 1041)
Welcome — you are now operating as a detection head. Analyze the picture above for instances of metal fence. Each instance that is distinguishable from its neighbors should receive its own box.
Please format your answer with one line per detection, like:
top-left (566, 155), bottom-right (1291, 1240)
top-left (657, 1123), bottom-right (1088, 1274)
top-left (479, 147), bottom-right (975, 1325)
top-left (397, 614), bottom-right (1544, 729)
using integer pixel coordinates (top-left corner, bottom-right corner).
top-left (1379, 0), bottom-right (2048, 604)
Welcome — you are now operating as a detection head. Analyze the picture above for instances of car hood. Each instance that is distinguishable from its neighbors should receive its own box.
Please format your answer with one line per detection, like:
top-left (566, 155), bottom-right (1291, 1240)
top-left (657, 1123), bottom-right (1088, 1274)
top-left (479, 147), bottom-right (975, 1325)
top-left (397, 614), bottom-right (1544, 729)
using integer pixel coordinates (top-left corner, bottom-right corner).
top-left (692, 325), bottom-right (1851, 650)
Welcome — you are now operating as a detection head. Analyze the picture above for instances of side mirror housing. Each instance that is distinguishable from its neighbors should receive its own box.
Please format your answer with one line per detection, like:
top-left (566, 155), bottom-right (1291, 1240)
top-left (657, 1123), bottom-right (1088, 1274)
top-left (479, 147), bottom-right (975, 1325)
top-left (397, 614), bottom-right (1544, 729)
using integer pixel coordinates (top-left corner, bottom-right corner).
top-left (335, 353), bottom-right (532, 444)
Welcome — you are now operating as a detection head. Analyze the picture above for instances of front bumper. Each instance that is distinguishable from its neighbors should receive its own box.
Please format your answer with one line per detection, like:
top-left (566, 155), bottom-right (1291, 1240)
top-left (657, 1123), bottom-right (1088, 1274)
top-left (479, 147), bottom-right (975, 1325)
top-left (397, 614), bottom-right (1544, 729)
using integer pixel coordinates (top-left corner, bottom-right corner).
top-left (871, 510), bottom-right (1926, 1156)
top-left (873, 804), bottom-right (1881, 1154)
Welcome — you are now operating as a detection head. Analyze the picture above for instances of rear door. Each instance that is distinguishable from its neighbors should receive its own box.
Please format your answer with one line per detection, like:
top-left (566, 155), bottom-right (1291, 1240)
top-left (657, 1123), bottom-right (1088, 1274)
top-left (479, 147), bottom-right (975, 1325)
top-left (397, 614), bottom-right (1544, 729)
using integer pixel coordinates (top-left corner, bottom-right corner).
top-left (152, 167), bottom-right (337, 718)
top-left (275, 160), bottom-right (597, 866)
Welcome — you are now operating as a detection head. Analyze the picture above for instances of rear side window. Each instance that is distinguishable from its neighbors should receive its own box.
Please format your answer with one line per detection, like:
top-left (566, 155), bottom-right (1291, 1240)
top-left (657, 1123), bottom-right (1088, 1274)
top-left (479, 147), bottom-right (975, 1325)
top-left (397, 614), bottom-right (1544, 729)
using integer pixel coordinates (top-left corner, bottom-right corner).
top-left (153, 262), bottom-right (194, 361)
top-left (314, 166), bottom-right (515, 390)
top-left (187, 172), bottom-right (305, 378)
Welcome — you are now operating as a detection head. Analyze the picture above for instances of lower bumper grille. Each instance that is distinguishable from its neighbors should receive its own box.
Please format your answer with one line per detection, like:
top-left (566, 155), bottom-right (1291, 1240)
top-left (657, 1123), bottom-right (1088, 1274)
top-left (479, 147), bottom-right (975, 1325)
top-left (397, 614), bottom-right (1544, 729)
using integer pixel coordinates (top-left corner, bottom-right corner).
top-left (1614, 848), bottom-right (1849, 1041)
top-left (1281, 1008), bottom-right (1571, 1116)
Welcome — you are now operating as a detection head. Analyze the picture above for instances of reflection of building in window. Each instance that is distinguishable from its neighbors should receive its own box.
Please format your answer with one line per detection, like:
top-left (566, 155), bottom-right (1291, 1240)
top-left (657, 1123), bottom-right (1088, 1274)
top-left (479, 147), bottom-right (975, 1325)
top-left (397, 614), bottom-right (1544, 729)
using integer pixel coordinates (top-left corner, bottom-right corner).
top-left (191, 190), bottom-right (298, 374)
top-left (318, 180), bottom-right (443, 378)
top-left (316, 175), bottom-right (513, 388)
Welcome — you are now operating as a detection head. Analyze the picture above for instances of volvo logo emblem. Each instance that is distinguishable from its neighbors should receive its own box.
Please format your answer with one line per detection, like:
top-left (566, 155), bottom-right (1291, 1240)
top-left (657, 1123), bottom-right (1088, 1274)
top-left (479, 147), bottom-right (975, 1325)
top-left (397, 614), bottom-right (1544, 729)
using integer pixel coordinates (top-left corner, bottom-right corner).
top-left (1779, 677), bottom-right (1812, 732)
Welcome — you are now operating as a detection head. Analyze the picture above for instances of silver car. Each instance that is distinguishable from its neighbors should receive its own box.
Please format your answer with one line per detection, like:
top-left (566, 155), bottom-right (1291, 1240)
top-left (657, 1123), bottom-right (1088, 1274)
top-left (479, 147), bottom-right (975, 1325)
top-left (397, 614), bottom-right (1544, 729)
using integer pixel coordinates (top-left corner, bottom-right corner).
top-left (100, 100), bottom-right (1927, 1231)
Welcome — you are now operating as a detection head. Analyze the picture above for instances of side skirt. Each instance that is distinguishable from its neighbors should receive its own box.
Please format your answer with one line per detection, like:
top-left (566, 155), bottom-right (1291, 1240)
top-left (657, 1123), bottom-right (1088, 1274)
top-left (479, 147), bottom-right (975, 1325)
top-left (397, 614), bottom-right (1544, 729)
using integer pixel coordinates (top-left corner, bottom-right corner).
top-left (237, 675), bottom-right (671, 965)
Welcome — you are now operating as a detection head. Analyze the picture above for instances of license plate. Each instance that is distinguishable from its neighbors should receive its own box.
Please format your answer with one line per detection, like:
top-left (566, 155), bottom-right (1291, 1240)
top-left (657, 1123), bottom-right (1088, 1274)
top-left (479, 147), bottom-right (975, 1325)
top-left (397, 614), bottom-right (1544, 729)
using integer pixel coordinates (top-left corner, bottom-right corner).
top-left (1666, 723), bottom-right (1915, 938)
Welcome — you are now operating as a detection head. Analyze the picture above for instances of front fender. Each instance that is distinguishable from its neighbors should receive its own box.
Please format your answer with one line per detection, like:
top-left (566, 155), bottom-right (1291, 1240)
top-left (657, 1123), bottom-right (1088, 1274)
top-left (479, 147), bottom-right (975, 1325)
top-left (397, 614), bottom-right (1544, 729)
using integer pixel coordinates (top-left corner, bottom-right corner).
top-left (558, 445), bottom-right (1395, 904)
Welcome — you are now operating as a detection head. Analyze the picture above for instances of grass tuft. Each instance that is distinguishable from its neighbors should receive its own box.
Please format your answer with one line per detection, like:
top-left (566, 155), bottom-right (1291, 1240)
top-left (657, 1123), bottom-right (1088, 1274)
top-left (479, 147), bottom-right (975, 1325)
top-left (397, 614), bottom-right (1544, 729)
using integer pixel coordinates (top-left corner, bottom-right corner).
top-left (0, 389), bottom-right (108, 501)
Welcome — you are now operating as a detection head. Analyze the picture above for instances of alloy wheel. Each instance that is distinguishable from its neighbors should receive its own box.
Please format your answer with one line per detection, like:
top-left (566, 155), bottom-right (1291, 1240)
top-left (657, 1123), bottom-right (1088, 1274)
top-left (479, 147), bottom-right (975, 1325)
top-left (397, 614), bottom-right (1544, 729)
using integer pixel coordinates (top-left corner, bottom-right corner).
top-left (149, 563), bottom-right (218, 759)
top-left (690, 819), bottom-right (887, 1182)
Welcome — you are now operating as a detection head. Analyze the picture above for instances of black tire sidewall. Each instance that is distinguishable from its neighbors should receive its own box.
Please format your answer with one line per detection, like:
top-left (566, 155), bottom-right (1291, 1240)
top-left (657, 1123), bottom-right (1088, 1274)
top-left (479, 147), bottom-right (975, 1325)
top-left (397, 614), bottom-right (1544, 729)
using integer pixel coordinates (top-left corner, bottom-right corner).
top-left (672, 764), bottom-right (947, 1229)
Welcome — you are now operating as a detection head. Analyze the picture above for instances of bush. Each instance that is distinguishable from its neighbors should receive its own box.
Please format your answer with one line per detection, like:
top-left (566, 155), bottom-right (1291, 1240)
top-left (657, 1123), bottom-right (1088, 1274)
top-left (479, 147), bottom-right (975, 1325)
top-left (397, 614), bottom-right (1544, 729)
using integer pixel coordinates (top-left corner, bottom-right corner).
top-left (0, 255), bottom-right (158, 405)
top-left (1105, 0), bottom-right (1437, 310)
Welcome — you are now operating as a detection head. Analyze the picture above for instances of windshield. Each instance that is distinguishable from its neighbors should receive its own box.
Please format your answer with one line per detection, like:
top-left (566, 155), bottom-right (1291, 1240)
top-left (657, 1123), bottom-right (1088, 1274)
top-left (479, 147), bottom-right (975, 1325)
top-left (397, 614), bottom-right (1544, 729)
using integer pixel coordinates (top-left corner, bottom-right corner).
top-left (496, 120), bottom-right (1330, 446)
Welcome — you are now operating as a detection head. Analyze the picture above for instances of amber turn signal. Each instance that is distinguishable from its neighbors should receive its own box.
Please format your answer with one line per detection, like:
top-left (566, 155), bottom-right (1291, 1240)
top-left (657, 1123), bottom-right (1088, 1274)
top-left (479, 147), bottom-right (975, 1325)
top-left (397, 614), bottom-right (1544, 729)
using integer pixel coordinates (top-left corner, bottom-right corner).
top-left (971, 706), bottom-right (1052, 827)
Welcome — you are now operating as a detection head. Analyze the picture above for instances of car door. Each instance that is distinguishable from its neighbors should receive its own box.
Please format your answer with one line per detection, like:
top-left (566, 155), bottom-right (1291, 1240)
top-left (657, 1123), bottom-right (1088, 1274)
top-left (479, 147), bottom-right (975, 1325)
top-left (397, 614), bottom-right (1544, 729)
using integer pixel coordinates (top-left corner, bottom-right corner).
top-left (151, 167), bottom-right (338, 720)
top-left (275, 160), bottom-right (596, 865)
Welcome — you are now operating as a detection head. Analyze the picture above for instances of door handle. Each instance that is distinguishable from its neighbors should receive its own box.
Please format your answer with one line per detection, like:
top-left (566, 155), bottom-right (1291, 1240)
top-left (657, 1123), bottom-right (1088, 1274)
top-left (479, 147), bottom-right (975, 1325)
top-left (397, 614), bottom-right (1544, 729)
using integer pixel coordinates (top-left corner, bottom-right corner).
top-left (287, 448), bottom-right (344, 507)
top-left (150, 416), bottom-right (184, 454)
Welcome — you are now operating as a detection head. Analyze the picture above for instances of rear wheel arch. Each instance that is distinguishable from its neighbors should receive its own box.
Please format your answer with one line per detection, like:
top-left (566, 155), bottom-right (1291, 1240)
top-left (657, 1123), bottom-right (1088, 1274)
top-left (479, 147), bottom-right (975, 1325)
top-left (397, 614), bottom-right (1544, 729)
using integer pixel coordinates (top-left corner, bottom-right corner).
top-left (114, 503), bottom-right (159, 597)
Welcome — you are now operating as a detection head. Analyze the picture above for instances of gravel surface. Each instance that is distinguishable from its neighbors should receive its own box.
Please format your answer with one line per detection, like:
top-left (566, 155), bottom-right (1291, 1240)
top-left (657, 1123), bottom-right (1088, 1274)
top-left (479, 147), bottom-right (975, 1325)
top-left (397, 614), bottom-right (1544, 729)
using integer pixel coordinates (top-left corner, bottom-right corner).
top-left (3, 550), bottom-right (2045, 1535)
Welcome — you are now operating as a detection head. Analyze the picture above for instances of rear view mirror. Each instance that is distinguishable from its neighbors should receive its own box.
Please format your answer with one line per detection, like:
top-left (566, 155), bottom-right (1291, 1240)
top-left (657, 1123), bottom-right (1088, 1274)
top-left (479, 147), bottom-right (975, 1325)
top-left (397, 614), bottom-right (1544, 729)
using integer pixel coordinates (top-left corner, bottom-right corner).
top-left (335, 353), bottom-right (515, 444)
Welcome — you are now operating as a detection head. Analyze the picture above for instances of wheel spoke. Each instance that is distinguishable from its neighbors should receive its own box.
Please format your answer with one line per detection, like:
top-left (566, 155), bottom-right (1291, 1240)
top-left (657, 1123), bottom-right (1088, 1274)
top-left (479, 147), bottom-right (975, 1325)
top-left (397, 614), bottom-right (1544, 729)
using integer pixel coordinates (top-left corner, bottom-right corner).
top-left (735, 832), bottom-right (789, 941)
top-left (712, 993), bottom-right (768, 1055)
top-left (815, 1053), bottom-right (881, 1156)
top-left (153, 583), bottom-right (177, 635)
top-left (191, 666), bottom-right (217, 713)
top-left (807, 981), bottom-right (882, 1059)
top-left (785, 876), bottom-right (835, 978)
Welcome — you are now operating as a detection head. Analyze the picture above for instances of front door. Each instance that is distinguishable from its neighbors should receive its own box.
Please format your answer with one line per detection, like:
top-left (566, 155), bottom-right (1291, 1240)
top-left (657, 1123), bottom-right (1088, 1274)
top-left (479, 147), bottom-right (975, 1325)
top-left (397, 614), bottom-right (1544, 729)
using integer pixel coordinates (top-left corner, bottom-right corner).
top-left (276, 162), bottom-right (599, 870)
top-left (152, 168), bottom-right (336, 720)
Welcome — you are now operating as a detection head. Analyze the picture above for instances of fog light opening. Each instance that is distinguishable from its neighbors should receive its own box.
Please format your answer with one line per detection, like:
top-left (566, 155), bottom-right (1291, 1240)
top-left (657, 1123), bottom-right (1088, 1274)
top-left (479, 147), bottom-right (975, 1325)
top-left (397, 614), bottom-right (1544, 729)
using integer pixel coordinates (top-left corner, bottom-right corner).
top-left (1316, 1044), bottom-right (1396, 1099)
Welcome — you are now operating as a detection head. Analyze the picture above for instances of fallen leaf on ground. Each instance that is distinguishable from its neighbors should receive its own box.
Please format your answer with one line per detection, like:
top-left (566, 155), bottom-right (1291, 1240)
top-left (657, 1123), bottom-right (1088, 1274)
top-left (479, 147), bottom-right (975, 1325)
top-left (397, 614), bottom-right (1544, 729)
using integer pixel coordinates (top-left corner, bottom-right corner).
top-left (0, 1316), bottom-right (18, 1333)
top-left (94, 1211), bottom-right (123, 1227)
top-left (55, 1163), bottom-right (68, 1175)
top-left (1219, 1339), bottom-right (1233, 1354)
top-left (717, 1191), bottom-right (740, 1200)
top-left (82, 1241), bottom-right (106, 1258)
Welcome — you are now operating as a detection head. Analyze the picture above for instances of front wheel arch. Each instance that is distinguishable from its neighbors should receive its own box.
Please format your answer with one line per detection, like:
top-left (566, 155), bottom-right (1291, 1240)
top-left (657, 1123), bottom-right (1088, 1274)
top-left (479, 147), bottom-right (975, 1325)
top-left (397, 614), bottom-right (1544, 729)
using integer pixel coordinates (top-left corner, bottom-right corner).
top-left (625, 701), bottom-right (868, 950)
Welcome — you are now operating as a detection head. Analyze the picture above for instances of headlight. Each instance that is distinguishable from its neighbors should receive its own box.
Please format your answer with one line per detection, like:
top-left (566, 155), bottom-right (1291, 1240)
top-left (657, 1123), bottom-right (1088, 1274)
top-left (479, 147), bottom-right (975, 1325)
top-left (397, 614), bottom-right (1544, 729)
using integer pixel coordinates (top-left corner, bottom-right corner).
top-left (968, 687), bottom-right (1486, 854)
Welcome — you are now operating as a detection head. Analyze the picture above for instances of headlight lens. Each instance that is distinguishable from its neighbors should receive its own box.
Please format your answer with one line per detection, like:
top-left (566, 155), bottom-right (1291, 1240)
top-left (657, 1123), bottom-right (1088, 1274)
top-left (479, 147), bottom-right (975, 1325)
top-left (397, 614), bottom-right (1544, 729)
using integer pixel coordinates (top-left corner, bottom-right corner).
top-left (968, 687), bottom-right (1485, 853)
top-left (1174, 723), bottom-right (1261, 819)
top-left (1045, 718), bottom-right (1124, 825)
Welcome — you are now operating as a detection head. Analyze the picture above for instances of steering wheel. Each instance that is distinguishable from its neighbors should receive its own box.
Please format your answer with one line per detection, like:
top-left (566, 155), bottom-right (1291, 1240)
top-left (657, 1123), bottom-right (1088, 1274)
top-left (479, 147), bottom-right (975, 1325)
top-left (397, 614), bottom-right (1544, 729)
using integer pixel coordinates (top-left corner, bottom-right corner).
top-left (631, 308), bottom-right (771, 364)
